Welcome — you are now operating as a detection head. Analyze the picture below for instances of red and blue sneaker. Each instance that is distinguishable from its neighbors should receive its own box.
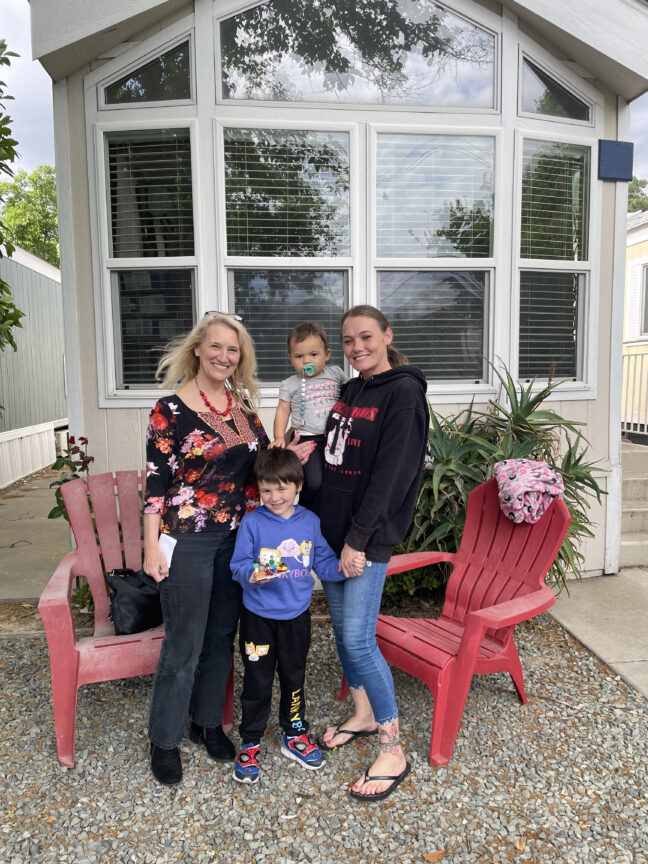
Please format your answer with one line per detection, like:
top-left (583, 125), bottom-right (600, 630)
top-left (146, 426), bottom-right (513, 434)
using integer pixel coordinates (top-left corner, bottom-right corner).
top-left (281, 733), bottom-right (325, 770)
top-left (233, 743), bottom-right (260, 783)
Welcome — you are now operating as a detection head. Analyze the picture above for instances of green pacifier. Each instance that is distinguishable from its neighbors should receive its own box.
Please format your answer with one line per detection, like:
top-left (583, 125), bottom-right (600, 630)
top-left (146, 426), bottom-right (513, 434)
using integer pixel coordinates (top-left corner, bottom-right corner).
top-left (302, 363), bottom-right (316, 377)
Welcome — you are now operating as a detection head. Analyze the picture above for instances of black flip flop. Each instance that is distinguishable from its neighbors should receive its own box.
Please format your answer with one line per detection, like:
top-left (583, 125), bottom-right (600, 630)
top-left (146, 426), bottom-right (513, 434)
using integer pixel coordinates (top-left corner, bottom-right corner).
top-left (317, 724), bottom-right (379, 752)
top-left (349, 761), bottom-right (411, 802)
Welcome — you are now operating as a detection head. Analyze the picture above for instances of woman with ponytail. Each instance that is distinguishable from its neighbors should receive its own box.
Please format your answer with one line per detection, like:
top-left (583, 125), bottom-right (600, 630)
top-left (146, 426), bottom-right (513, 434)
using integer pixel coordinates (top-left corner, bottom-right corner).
top-left (316, 305), bottom-right (429, 802)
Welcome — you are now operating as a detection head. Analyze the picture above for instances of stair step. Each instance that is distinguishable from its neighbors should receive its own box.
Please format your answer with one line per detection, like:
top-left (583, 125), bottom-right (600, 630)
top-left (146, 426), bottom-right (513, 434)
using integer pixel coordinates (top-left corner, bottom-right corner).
top-left (622, 502), bottom-right (648, 533)
top-left (623, 477), bottom-right (648, 500)
top-left (620, 538), bottom-right (648, 567)
top-left (621, 447), bottom-right (648, 476)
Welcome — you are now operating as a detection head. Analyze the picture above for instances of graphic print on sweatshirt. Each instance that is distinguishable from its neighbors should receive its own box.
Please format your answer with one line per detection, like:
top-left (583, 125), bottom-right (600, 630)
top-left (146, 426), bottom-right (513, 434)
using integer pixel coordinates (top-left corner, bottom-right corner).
top-left (324, 401), bottom-right (380, 470)
top-left (258, 538), bottom-right (314, 578)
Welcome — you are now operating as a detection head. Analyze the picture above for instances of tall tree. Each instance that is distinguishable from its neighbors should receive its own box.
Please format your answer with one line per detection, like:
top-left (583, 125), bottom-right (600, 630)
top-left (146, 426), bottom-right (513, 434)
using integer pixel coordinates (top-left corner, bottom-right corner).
top-left (0, 165), bottom-right (59, 266)
top-left (0, 39), bottom-right (24, 354)
top-left (628, 176), bottom-right (648, 213)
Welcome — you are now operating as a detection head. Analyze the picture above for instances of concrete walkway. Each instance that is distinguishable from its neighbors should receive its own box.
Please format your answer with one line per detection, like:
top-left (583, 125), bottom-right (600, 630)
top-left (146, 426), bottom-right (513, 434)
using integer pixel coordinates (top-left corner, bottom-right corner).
top-left (1, 468), bottom-right (647, 701)
top-left (550, 569), bottom-right (648, 698)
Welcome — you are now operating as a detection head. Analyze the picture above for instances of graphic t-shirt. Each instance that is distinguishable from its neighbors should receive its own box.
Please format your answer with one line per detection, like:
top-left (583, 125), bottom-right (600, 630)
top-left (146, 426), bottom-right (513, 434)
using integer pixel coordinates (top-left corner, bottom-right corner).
top-left (278, 366), bottom-right (346, 435)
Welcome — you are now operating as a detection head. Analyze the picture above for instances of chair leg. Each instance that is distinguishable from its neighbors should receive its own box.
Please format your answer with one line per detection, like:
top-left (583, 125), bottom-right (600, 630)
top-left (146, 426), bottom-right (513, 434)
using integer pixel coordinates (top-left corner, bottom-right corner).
top-left (502, 641), bottom-right (528, 704)
top-left (222, 663), bottom-right (234, 732)
top-left (49, 666), bottom-right (80, 768)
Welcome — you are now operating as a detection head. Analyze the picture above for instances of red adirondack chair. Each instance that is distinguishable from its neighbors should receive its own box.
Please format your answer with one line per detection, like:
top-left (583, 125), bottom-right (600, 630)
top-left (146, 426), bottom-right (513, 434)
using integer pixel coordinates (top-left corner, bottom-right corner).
top-left (38, 471), bottom-right (234, 767)
top-left (336, 478), bottom-right (570, 766)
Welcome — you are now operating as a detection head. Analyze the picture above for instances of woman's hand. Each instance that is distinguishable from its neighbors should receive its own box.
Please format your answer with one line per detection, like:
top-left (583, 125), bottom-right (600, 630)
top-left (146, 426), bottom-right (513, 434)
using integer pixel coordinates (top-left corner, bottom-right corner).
top-left (286, 429), bottom-right (317, 465)
top-left (143, 545), bottom-right (169, 583)
top-left (339, 543), bottom-right (366, 579)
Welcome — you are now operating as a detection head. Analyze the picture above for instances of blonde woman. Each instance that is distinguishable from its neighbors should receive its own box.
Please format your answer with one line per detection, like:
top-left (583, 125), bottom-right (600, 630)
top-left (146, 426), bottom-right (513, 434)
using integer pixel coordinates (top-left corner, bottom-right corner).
top-left (143, 313), bottom-right (311, 784)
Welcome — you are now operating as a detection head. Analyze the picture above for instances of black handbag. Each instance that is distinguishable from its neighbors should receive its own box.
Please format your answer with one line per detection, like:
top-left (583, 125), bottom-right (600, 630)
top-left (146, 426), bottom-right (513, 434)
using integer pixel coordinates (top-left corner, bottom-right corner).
top-left (105, 568), bottom-right (163, 635)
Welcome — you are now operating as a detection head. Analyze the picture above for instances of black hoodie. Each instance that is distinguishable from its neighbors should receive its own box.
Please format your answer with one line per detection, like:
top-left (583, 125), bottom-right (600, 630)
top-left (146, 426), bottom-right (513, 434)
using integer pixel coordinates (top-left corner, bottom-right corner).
top-left (317, 365), bottom-right (429, 562)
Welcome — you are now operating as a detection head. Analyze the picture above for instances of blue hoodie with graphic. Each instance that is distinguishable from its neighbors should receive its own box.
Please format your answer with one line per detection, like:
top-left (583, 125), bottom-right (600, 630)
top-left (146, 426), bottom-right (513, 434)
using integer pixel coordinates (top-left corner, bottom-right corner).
top-left (231, 504), bottom-right (345, 620)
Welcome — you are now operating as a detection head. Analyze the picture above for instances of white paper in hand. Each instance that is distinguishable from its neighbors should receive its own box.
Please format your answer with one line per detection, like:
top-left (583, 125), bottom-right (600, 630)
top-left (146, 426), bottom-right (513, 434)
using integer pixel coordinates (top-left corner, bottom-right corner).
top-left (158, 533), bottom-right (177, 568)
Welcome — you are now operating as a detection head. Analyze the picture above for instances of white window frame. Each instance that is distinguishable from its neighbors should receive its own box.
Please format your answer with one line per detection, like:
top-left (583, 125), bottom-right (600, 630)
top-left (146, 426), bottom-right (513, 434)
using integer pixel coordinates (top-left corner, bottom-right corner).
top-left (83, 0), bottom-right (606, 408)
top-left (213, 0), bottom-right (502, 116)
top-left (511, 126), bottom-right (602, 399)
top-left (369, 122), bottom-right (500, 401)
top-left (641, 264), bottom-right (648, 338)
top-left (98, 30), bottom-right (196, 111)
top-left (517, 47), bottom-right (595, 128)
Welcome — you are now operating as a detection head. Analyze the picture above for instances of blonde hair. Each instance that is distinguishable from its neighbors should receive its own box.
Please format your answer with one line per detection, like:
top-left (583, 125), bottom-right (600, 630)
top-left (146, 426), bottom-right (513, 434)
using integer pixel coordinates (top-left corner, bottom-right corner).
top-left (155, 314), bottom-right (260, 406)
top-left (340, 305), bottom-right (408, 368)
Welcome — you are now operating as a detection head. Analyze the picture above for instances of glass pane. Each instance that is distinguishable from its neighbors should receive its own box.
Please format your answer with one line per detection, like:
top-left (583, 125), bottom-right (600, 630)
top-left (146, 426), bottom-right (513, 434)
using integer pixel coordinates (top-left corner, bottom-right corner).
top-left (106, 129), bottom-right (194, 258)
top-left (224, 128), bottom-right (350, 256)
top-left (232, 269), bottom-right (346, 380)
top-left (220, 0), bottom-right (495, 109)
top-left (521, 58), bottom-right (589, 121)
top-left (379, 270), bottom-right (487, 380)
top-left (377, 134), bottom-right (494, 258)
top-left (105, 41), bottom-right (191, 104)
top-left (521, 139), bottom-right (589, 261)
top-left (113, 269), bottom-right (195, 388)
top-left (519, 271), bottom-right (580, 379)
top-left (643, 268), bottom-right (648, 334)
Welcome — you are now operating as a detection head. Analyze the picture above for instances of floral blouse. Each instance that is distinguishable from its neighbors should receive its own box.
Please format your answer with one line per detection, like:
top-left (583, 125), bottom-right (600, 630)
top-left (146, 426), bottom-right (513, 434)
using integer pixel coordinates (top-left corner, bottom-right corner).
top-left (144, 396), bottom-right (269, 534)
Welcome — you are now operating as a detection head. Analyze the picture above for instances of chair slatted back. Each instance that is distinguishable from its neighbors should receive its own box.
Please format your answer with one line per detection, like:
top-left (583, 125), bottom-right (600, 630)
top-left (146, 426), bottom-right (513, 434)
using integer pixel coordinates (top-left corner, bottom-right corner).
top-left (442, 479), bottom-right (570, 639)
top-left (61, 471), bottom-right (146, 629)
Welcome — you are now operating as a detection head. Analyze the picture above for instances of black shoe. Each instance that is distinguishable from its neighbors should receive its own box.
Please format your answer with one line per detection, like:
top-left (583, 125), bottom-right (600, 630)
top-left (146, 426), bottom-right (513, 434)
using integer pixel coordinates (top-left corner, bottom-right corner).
top-left (189, 721), bottom-right (235, 762)
top-left (150, 743), bottom-right (182, 785)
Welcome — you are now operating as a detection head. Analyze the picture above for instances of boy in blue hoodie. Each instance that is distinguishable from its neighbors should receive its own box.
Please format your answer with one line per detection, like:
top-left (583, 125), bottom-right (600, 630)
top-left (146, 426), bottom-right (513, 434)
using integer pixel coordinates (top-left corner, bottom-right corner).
top-left (230, 448), bottom-right (359, 784)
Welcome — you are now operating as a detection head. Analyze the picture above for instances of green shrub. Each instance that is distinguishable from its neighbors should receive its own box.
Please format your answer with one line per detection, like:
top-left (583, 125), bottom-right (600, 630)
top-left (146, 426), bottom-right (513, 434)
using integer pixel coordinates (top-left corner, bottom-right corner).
top-left (382, 365), bottom-right (606, 608)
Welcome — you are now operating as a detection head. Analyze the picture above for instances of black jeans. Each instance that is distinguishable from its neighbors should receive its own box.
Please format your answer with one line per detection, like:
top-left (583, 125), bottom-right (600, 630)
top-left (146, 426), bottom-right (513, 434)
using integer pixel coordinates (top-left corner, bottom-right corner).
top-left (238, 606), bottom-right (311, 744)
top-left (149, 531), bottom-right (241, 749)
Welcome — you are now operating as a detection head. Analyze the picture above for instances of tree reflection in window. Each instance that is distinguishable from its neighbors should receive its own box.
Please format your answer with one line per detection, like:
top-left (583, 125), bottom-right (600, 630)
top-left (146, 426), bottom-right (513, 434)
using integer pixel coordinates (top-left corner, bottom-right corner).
top-left (105, 41), bottom-right (191, 104)
top-left (220, 0), bottom-right (495, 108)
top-left (377, 134), bottom-right (494, 258)
top-left (224, 128), bottom-right (350, 256)
top-left (521, 140), bottom-right (590, 261)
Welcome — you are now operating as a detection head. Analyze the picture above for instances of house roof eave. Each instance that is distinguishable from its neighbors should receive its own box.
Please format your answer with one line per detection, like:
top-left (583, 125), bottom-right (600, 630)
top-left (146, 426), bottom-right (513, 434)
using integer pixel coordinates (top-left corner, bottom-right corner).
top-left (500, 0), bottom-right (648, 101)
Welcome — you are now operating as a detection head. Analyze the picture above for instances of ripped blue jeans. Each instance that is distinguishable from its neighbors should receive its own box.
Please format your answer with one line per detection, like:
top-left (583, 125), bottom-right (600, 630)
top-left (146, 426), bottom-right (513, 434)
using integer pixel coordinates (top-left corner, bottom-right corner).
top-left (322, 561), bottom-right (398, 725)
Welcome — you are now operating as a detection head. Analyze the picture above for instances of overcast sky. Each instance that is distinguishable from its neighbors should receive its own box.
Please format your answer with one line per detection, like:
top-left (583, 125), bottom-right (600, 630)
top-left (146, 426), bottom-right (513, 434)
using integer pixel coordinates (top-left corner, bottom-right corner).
top-left (3, 0), bottom-right (648, 179)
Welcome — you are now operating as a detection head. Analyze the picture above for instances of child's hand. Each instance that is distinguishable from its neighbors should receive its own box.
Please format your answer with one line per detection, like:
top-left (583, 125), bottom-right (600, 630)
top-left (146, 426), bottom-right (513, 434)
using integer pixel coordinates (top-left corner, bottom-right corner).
top-left (250, 567), bottom-right (278, 584)
top-left (269, 438), bottom-right (285, 449)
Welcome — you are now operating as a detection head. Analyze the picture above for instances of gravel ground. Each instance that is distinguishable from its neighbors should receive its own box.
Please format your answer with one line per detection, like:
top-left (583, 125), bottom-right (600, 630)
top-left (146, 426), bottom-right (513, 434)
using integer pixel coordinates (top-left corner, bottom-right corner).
top-left (0, 610), bottom-right (646, 864)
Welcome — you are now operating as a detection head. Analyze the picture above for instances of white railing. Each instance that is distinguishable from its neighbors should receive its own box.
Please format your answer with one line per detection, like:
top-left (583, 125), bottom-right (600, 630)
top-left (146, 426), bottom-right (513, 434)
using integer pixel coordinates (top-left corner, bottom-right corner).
top-left (622, 348), bottom-right (648, 437)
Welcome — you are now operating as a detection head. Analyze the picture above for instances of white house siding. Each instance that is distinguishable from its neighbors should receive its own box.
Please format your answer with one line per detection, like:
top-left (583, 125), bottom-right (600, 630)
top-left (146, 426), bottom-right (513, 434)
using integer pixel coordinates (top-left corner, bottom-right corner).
top-left (34, 0), bottom-right (648, 575)
top-left (0, 249), bottom-right (67, 486)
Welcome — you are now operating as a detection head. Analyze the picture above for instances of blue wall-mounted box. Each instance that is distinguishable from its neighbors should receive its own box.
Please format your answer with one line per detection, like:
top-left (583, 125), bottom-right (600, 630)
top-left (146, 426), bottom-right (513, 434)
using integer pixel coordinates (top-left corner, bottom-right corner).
top-left (598, 140), bottom-right (634, 181)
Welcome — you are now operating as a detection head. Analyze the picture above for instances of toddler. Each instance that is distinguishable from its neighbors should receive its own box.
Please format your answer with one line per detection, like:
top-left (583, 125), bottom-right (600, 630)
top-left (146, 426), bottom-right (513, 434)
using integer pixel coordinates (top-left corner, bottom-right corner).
top-left (271, 322), bottom-right (345, 510)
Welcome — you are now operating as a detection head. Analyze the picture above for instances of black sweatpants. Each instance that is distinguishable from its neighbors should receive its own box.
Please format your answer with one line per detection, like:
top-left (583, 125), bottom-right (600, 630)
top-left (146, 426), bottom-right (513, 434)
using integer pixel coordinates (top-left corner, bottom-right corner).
top-left (238, 605), bottom-right (311, 744)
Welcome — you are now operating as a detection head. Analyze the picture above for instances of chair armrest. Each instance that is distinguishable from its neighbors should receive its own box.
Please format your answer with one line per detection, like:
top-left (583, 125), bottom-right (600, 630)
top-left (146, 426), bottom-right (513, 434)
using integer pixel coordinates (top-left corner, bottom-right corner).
top-left (38, 550), bottom-right (84, 651)
top-left (387, 550), bottom-right (455, 576)
top-left (468, 585), bottom-right (556, 631)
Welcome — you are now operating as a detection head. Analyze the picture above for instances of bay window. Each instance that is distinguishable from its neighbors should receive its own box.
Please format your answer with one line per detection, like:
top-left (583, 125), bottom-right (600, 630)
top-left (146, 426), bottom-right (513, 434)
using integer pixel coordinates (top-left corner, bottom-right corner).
top-left (85, 0), bottom-right (601, 403)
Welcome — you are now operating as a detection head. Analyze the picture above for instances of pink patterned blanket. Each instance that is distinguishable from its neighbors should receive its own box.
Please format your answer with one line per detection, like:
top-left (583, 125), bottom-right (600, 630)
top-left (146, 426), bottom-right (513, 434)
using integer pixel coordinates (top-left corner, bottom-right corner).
top-left (493, 459), bottom-right (564, 524)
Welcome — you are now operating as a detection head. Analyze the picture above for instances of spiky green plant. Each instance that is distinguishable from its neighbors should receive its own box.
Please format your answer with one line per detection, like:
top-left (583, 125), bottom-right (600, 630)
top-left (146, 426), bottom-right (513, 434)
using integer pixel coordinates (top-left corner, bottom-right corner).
top-left (382, 366), bottom-right (606, 608)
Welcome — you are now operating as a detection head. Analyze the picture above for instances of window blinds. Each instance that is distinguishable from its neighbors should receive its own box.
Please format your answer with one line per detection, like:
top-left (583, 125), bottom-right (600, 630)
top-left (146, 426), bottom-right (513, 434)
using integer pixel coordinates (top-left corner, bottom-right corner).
top-left (107, 129), bottom-right (194, 258)
top-left (379, 270), bottom-right (487, 380)
top-left (114, 269), bottom-right (194, 388)
top-left (520, 139), bottom-right (589, 261)
top-left (231, 269), bottom-right (346, 381)
top-left (519, 271), bottom-right (580, 380)
top-left (376, 134), bottom-right (494, 258)
top-left (224, 128), bottom-right (350, 257)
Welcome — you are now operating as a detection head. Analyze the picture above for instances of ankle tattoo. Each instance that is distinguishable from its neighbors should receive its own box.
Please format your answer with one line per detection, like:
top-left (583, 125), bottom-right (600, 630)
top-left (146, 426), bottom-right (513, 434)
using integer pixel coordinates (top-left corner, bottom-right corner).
top-left (379, 726), bottom-right (401, 755)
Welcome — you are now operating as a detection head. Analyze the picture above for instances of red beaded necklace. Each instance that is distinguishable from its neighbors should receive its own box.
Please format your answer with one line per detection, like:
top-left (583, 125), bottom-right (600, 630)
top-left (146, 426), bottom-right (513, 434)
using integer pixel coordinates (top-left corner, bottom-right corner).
top-left (196, 379), bottom-right (233, 417)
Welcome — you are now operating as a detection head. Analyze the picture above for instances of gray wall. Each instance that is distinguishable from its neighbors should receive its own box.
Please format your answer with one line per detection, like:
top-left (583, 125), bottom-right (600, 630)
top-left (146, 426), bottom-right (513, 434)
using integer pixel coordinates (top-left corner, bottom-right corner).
top-left (0, 254), bottom-right (67, 432)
